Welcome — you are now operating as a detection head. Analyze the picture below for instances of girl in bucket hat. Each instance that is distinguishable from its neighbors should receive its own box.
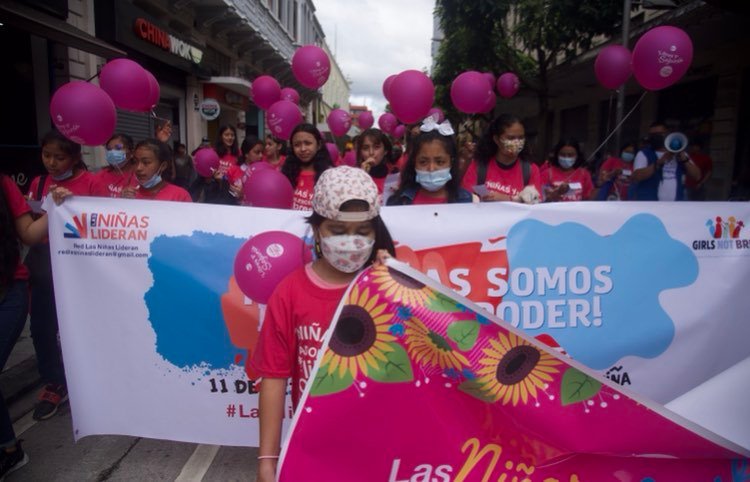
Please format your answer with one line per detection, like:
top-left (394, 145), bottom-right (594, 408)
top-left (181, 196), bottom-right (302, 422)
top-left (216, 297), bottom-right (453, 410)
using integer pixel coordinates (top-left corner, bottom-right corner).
top-left (251, 166), bottom-right (395, 482)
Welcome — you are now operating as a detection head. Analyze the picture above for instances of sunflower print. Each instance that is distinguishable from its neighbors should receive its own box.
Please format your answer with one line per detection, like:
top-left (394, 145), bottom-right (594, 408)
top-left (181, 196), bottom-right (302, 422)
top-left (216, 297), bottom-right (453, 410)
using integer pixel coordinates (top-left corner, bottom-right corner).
top-left (474, 331), bottom-right (561, 406)
top-left (404, 317), bottom-right (469, 371)
top-left (370, 265), bottom-right (435, 307)
top-left (321, 284), bottom-right (396, 379)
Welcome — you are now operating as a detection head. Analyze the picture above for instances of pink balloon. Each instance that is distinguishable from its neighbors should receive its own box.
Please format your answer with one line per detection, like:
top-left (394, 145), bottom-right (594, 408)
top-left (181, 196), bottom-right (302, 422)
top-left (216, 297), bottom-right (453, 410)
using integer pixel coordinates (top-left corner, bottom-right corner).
top-left (382, 74), bottom-right (397, 101)
top-left (280, 87), bottom-right (300, 104)
top-left (251, 76), bottom-right (281, 110)
top-left (451, 71), bottom-right (494, 114)
top-left (358, 111), bottom-right (374, 130)
top-left (342, 151), bottom-right (356, 167)
top-left (389, 70), bottom-right (435, 124)
top-left (50, 81), bottom-right (116, 146)
top-left (482, 72), bottom-right (496, 90)
top-left (497, 72), bottom-right (521, 98)
top-left (378, 113), bottom-right (398, 135)
top-left (595, 45), bottom-right (632, 90)
top-left (632, 26), bottom-right (693, 91)
top-left (265, 100), bottom-right (302, 140)
top-left (327, 108), bottom-right (352, 137)
top-left (233, 231), bottom-right (311, 304)
top-left (481, 92), bottom-right (497, 114)
top-left (292, 45), bottom-right (331, 89)
top-left (392, 124), bottom-right (406, 139)
top-left (194, 148), bottom-right (220, 177)
top-left (141, 70), bottom-right (160, 111)
top-left (325, 142), bottom-right (340, 164)
top-left (427, 107), bottom-right (445, 123)
top-left (243, 168), bottom-right (294, 210)
top-left (99, 59), bottom-right (151, 112)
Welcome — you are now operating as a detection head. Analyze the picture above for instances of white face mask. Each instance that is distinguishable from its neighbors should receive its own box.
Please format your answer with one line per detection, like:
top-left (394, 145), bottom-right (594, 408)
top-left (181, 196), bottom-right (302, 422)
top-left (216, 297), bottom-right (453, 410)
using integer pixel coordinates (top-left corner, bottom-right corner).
top-left (320, 234), bottom-right (375, 273)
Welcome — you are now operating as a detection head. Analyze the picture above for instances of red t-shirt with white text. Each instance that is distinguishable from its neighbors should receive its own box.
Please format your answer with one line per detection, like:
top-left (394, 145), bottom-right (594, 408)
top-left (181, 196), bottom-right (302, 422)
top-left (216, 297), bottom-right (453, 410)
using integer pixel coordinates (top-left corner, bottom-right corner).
top-left (250, 266), bottom-right (347, 409)
top-left (218, 153), bottom-right (239, 176)
top-left (412, 190), bottom-right (448, 205)
top-left (2, 175), bottom-right (32, 280)
top-left (95, 168), bottom-right (139, 198)
top-left (461, 158), bottom-right (542, 199)
top-left (540, 165), bottom-right (594, 202)
top-left (599, 156), bottom-right (633, 200)
top-left (292, 171), bottom-right (315, 211)
top-left (135, 183), bottom-right (192, 202)
top-left (28, 170), bottom-right (108, 201)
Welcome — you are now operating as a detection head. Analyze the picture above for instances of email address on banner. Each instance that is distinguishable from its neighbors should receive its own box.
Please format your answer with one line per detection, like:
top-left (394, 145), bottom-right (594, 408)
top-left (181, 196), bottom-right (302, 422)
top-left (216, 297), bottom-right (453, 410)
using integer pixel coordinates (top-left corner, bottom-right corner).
top-left (57, 248), bottom-right (148, 259)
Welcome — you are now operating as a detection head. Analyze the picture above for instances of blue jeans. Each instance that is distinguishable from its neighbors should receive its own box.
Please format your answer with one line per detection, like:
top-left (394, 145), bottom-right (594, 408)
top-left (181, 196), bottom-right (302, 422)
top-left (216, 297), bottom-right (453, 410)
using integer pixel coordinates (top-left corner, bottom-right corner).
top-left (28, 259), bottom-right (66, 387)
top-left (0, 280), bottom-right (29, 446)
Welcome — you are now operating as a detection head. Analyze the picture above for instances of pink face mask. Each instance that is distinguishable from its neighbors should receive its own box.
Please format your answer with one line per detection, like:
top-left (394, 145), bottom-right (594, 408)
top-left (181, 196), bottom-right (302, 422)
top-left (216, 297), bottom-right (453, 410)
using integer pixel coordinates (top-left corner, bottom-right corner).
top-left (320, 235), bottom-right (375, 273)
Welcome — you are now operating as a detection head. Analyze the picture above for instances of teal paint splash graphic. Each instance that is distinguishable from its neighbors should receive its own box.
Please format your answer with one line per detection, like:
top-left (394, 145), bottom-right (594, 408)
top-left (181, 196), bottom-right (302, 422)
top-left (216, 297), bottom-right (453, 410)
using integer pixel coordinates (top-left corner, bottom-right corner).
top-left (503, 214), bottom-right (698, 369)
top-left (145, 231), bottom-right (244, 369)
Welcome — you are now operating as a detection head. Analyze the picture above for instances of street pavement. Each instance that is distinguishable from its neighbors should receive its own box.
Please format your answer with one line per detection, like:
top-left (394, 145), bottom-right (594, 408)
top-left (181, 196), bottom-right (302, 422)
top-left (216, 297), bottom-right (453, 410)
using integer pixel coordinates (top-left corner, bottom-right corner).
top-left (2, 325), bottom-right (259, 481)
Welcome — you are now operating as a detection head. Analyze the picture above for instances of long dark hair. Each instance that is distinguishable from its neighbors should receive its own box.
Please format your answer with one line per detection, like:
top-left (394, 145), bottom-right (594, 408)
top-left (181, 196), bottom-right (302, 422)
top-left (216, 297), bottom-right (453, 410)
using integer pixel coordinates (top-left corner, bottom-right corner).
top-left (356, 128), bottom-right (393, 178)
top-left (0, 176), bottom-right (20, 293)
top-left (550, 138), bottom-right (585, 170)
top-left (307, 200), bottom-right (396, 265)
top-left (215, 125), bottom-right (239, 159)
top-left (281, 123), bottom-right (333, 185)
top-left (240, 135), bottom-right (263, 163)
top-left (41, 129), bottom-right (85, 170)
top-left (392, 129), bottom-right (464, 202)
top-left (476, 113), bottom-right (531, 166)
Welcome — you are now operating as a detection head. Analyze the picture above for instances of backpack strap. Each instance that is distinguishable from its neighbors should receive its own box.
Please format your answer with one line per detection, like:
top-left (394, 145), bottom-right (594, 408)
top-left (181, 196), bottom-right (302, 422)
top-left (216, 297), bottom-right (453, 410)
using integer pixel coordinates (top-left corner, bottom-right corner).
top-left (477, 161), bottom-right (487, 186)
top-left (522, 161), bottom-right (530, 187)
top-left (37, 174), bottom-right (47, 201)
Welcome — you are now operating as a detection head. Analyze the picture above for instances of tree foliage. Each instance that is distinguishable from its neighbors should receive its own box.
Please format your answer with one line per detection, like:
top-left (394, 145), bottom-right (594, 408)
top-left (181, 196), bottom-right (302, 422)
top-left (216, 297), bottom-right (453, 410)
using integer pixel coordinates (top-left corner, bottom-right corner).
top-left (433, 0), bottom-right (624, 149)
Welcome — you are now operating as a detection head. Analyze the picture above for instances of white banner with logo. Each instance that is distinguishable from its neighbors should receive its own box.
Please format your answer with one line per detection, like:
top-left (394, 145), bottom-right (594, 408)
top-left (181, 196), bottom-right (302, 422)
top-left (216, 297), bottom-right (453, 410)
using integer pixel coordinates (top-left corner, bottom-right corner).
top-left (47, 198), bottom-right (750, 448)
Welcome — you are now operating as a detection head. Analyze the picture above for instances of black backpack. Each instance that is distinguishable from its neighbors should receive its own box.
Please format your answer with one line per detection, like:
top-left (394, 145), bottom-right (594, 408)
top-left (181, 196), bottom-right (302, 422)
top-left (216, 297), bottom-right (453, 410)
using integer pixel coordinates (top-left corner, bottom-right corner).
top-left (477, 160), bottom-right (531, 187)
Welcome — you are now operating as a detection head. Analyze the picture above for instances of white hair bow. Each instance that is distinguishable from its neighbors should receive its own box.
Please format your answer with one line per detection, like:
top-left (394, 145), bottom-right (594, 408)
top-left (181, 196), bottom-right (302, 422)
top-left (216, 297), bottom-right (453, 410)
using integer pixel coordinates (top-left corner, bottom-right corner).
top-left (420, 115), bottom-right (455, 136)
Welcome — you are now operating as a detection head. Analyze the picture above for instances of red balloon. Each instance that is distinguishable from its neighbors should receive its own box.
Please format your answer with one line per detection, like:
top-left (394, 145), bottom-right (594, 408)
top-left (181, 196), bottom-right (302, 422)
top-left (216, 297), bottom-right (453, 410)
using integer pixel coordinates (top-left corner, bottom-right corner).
top-left (389, 70), bottom-right (435, 124)
top-left (382, 75), bottom-right (397, 101)
top-left (99, 59), bottom-right (151, 112)
top-left (280, 87), bottom-right (300, 104)
top-left (378, 113), bottom-right (398, 135)
top-left (194, 148), bottom-right (220, 177)
top-left (632, 26), bottom-right (693, 91)
top-left (595, 45), bottom-right (632, 90)
top-left (141, 70), bottom-right (160, 111)
top-left (251, 76), bottom-right (281, 110)
top-left (481, 92), bottom-right (497, 114)
top-left (358, 111), bottom-right (374, 130)
top-left (392, 124), bottom-right (406, 139)
top-left (292, 45), bottom-right (331, 89)
top-left (266, 100), bottom-right (302, 140)
top-left (482, 72), bottom-right (496, 90)
top-left (243, 168), bottom-right (294, 209)
top-left (427, 107), bottom-right (445, 123)
top-left (496, 72), bottom-right (521, 98)
top-left (50, 81), bottom-right (116, 146)
top-left (451, 71), bottom-right (493, 114)
top-left (327, 109), bottom-right (352, 137)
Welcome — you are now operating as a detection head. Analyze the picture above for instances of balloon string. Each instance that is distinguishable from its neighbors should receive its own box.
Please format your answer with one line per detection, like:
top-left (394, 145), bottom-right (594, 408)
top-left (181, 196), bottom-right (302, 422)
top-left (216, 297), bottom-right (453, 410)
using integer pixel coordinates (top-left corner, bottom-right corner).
top-left (587, 91), bottom-right (647, 162)
top-left (605, 91), bottom-right (615, 150)
top-left (86, 72), bottom-right (99, 82)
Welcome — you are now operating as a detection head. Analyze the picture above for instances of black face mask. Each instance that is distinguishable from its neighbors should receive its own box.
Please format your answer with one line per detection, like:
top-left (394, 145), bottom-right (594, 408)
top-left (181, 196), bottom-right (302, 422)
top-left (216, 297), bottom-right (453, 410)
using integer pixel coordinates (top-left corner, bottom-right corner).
top-left (648, 134), bottom-right (665, 150)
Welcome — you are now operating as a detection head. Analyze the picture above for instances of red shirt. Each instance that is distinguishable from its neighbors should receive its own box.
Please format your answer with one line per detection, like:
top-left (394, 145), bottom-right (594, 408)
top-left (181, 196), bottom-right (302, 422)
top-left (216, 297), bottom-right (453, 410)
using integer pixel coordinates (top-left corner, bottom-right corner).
top-left (2, 176), bottom-right (31, 280)
top-left (135, 183), bottom-right (192, 202)
top-left (217, 153), bottom-right (238, 176)
top-left (412, 190), bottom-right (448, 205)
top-left (28, 170), bottom-right (108, 201)
top-left (262, 155), bottom-right (286, 171)
top-left (292, 171), bottom-right (315, 211)
top-left (540, 165), bottom-right (594, 202)
top-left (95, 167), bottom-right (139, 198)
top-left (685, 152), bottom-right (713, 189)
top-left (461, 158), bottom-right (542, 199)
top-left (599, 156), bottom-right (634, 200)
top-left (251, 266), bottom-right (347, 409)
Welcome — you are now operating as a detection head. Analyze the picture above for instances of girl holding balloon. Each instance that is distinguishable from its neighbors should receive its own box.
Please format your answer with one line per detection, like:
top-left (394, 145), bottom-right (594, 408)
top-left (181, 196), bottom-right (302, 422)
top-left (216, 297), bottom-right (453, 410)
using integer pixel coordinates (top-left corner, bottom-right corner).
top-left (252, 166), bottom-right (395, 482)
top-left (461, 114), bottom-right (542, 204)
top-left (236, 136), bottom-right (267, 206)
top-left (121, 139), bottom-right (192, 202)
top-left (540, 138), bottom-right (596, 202)
top-left (356, 128), bottom-right (393, 194)
top-left (387, 118), bottom-right (474, 206)
top-left (95, 133), bottom-right (139, 198)
top-left (281, 124), bottom-right (334, 211)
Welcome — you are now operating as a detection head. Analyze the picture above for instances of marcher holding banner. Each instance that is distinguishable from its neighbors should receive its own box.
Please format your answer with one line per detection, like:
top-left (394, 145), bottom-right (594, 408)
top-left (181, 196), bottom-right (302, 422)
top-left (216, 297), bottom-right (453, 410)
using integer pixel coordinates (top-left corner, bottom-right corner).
top-left (251, 166), bottom-right (396, 482)
top-left (121, 139), bottom-right (192, 202)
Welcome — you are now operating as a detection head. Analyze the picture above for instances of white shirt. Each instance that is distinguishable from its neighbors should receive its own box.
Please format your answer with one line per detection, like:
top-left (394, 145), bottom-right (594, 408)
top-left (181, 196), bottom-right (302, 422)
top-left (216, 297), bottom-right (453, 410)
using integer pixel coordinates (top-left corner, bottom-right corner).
top-left (634, 149), bottom-right (678, 201)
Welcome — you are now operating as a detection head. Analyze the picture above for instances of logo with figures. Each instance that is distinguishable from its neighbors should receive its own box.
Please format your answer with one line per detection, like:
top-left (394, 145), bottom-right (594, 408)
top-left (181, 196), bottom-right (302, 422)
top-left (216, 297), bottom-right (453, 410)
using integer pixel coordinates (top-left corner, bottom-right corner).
top-left (63, 212), bottom-right (150, 241)
top-left (692, 215), bottom-right (749, 251)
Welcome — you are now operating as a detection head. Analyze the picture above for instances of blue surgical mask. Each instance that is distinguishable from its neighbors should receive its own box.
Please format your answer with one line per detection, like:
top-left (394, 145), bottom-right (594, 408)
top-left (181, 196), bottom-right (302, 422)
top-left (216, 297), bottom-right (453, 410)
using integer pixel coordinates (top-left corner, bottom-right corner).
top-left (140, 173), bottom-right (162, 189)
top-left (106, 149), bottom-right (128, 167)
top-left (51, 169), bottom-right (73, 181)
top-left (621, 152), bottom-right (635, 163)
top-left (415, 168), bottom-right (452, 192)
top-left (558, 156), bottom-right (576, 169)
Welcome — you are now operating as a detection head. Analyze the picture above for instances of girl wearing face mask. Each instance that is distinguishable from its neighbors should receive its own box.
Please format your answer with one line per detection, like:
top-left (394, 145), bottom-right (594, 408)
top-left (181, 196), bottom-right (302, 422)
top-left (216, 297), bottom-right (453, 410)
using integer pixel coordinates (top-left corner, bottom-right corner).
top-left (597, 141), bottom-right (637, 200)
top-left (121, 139), bottom-right (192, 202)
top-left (281, 124), bottom-right (334, 211)
top-left (25, 130), bottom-right (107, 422)
top-left (356, 128), bottom-right (393, 194)
top-left (96, 134), bottom-right (139, 198)
top-left (541, 138), bottom-right (595, 202)
top-left (387, 118), bottom-right (474, 205)
top-left (461, 114), bottom-right (542, 203)
top-left (252, 166), bottom-right (395, 482)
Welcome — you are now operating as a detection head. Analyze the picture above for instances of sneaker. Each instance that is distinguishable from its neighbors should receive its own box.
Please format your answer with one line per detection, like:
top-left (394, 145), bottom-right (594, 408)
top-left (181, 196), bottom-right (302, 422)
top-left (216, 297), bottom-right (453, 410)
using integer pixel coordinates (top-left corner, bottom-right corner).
top-left (32, 384), bottom-right (68, 421)
top-left (0, 442), bottom-right (28, 481)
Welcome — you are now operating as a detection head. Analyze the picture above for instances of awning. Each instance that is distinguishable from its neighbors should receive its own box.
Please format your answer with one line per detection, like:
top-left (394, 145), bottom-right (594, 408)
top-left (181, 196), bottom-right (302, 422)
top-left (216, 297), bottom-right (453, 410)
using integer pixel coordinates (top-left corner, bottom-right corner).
top-left (201, 76), bottom-right (252, 97)
top-left (0, 1), bottom-right (127, 58)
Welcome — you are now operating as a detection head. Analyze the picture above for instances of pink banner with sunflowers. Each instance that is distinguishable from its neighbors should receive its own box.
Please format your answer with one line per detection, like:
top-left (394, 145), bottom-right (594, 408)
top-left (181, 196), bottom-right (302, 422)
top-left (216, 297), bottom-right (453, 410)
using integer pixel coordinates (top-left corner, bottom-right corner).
top-left (279, 261), bottom-right (750, 482)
